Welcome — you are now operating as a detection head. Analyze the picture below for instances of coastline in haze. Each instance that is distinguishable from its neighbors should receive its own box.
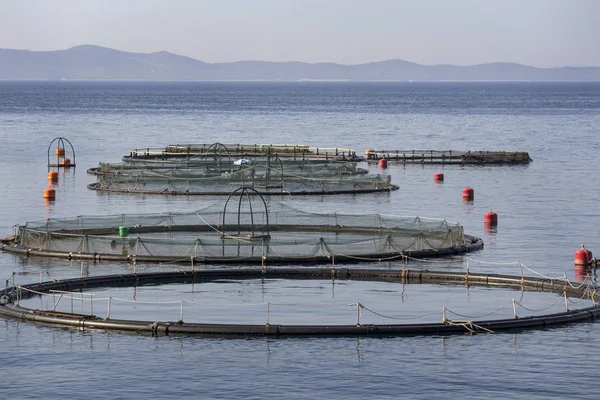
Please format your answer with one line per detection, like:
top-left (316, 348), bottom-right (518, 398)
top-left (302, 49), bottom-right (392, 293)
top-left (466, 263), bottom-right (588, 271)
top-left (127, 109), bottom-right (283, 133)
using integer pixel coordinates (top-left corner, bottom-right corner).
top-left (1, 45), bottom-right (599, 82)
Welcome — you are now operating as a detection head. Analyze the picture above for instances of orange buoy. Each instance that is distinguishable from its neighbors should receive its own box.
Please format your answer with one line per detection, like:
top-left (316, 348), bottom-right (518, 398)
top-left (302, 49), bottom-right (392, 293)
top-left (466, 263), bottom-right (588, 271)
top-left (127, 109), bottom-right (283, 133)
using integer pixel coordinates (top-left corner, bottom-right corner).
top-left (48, 171), bottom-right (58, 182)
top-left (462, 186), bottom-right (474, 200)
top-left (484, 210), bottom-right (498, 226)
top-left (61, 158), bottom-right (71, 166)
top-left (574, 244), bottom-right (593, 266)
top-left (378, 158), bottom-right (388, 169)
top-left (365, 148), bottom-right (374, 155)
top-left (434, 172), bottom-right (444, 182)
top-left (43, 187), bottom-right (56, 200)
top-left (55, 147), bottom-right (65, 157)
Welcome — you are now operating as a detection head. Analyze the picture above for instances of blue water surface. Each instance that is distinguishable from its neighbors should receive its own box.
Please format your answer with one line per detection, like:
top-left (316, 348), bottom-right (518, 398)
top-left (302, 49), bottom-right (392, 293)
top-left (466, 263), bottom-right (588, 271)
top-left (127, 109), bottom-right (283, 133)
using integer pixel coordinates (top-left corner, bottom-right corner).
top-left (1, 81), bottom-right (599, 399)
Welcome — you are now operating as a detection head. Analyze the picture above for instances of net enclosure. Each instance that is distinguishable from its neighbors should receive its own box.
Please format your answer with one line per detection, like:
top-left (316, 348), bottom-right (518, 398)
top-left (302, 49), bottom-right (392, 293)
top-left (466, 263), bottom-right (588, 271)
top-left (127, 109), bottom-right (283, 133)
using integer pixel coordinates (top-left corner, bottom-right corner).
top-left (88, 152), bottom-right (395, 195)
top-left (124, 143), bottom-right (363, 162)
top-left (89, 159), bottom-right (367, 176)
top-left (4, 188), bottom-right (482, 264)
top-left (365, 149), bottom-right (532, 165)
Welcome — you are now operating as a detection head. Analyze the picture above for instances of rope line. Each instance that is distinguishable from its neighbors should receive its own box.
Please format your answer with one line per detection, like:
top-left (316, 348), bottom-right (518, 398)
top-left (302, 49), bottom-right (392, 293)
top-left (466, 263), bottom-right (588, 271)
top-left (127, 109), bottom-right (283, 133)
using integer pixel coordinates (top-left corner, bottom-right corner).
top-left (514, 297), bottom-right (562, 312)
top-left (444, 300), bottom-right (512, 319)
top-left (358, 304), bottom-right (439, 321)
top-left (443, 319), bottom-right (494, 334)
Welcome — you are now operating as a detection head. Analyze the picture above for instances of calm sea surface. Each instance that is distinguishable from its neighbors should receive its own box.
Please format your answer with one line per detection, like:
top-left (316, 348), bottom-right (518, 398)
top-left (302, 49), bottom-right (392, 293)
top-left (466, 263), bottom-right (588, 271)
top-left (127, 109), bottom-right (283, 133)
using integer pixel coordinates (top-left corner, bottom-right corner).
top-left (1, 81), bottom-right (600, 399)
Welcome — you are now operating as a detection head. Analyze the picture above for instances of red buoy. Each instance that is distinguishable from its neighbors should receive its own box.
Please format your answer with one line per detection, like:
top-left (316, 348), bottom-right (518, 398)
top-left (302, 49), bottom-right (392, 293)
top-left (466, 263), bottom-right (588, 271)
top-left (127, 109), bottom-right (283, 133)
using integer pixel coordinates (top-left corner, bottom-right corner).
top-left (462, 186), bottom-right (474, 200)
top-left (61, 158), bottom-right (71, 166)
top-left (43, 187), bottom-right (56, 200)
top-left (48, 171), bottom-right (58, 183)
top-left (434, 172), bottom-right (444, 182)
top-left (378, 159), bottom-right (388, 169)
top-left (574, 244), bottom-right (593, 266)
top-left (484, 210), bottom-right (498, 226)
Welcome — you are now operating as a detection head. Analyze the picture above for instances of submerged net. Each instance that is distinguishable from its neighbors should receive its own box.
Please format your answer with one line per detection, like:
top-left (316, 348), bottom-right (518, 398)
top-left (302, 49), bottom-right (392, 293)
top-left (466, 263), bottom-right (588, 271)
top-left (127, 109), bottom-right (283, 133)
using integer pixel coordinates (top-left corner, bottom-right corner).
top-left (89, 170), bottom-right (392, 195)
top-left (90, 145), bottom-right (388, 195)
top-left (88, 155), bottom-right (393, 195)
top-left (91, 159), bottom-right (368, 177)
top-left (15, 197), bottom-right (469, 262)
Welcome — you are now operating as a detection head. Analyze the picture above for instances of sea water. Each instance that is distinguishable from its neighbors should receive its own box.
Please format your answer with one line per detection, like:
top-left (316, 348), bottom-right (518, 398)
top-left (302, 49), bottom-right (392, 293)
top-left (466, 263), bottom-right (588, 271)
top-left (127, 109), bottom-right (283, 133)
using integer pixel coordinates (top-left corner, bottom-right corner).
top-left (1, 81), bottom-right (599, 399)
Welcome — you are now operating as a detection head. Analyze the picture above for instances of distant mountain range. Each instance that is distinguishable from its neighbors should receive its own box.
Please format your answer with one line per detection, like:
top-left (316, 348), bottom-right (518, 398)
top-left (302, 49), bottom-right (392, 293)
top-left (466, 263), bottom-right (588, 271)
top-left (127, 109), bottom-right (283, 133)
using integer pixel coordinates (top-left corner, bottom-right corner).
top-left (1, 45), bottom-right (599, 81)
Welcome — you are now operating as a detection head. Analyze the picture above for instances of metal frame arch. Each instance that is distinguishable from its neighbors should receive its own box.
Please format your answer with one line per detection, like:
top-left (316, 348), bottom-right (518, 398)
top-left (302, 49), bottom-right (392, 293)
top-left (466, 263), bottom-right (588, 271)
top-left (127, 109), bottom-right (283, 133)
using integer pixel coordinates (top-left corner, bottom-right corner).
top-left (47, 136), bottom-right (76, 167)
top-left (221, 186), bottom-right (270, 239)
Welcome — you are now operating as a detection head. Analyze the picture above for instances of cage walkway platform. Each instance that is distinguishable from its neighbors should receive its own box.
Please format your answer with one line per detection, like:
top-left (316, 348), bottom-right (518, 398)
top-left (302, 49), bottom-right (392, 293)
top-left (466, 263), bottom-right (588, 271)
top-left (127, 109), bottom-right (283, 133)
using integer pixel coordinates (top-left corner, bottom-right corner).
top-left (124, 143), bottom-right (363, 162)
top-left (366, 150), bottom-right (532, 165)
top-left (0, 267), bottom-right (597, 337)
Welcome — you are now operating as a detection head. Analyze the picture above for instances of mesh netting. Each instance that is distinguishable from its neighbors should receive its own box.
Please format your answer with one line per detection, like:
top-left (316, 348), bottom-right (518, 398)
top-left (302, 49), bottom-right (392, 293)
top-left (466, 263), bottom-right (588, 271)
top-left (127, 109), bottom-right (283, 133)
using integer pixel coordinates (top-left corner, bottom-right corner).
top-left (125, 143), bottom-right (361, 162)
top-left (366, 149), bottom-right (532, 164)
top-left (89, 172), bottom-right (392, 194)
top-left (16, 197), bottom-right (468, 262)
top-left (90, 147), bottom-right (387, 195)
top-left (91, 159), bottom-right (367, 177)
top-left (88, 158), bottom-right (393, 195)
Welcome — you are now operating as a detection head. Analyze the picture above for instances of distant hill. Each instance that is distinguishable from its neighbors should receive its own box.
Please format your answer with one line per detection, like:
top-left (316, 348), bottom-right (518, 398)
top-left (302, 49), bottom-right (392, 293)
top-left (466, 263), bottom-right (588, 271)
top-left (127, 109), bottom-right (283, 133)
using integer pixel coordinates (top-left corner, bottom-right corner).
top-left (1, 45), bottom-right (599, 81)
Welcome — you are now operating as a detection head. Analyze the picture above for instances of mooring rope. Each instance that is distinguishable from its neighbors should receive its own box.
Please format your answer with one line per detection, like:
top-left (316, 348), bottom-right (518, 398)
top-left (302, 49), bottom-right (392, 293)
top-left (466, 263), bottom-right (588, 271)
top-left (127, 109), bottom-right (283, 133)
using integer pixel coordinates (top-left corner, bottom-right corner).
top-left (442, 319), bottom-right (494, 334)
top-left (565, 277), bottom-right (593, 290)
top-left (514, 297), bottom-right (563, 312)
top-left (194, 211), bottom-right (255, 243)
top-left (320, 252), bottom-right (405, 262)
top-left (358, 303), bottom-right (439, 321)
top-left (444, 300), bottom-right (513, 319)
top-left (462, 258), bottom-right (522, 266)
top-left (518, 262), bottom-right (563, 280)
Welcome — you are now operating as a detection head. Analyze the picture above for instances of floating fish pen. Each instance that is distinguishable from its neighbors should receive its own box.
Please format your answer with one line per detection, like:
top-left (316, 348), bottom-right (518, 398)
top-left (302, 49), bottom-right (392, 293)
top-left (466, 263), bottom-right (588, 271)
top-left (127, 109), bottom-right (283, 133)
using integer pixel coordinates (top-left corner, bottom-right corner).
top-left (87, 155), bottom-right (394, 196)
top-left (124, 143), bottom-right (362, 162)
top-left (365, 149), bottom-right (532, 165)
top-left (1, 188), bottom-right (480, 264)
top-left (87, 173), bottom-right (395, 196)
top-left (1, 267), bottom-right (597, 337)
top-left (87, 159), bottom-right (368, 177)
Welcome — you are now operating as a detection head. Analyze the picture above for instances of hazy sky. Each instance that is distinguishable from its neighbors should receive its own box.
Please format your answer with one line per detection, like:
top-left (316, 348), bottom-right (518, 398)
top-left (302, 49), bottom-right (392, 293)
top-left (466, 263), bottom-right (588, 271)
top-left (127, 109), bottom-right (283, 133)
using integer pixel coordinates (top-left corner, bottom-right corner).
top-left (1, 0), bottom-right (599, 67)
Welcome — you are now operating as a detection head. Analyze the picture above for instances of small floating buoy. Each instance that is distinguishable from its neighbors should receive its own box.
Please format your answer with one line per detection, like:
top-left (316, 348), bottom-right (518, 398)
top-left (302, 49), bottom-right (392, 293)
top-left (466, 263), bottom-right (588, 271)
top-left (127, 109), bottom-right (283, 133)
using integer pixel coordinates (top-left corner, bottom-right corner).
top-left (484, 210), bottom-right (498, 226)
top-left (61, 158), bottom-right (71, 166)
top-left (55, 147), bottom-right (65, 157)
top-left (462, 186), bottom-right (474, 200)
top-left (574, 244), bottom-right (593, 267)
top-left (378, 159), bottom-right (388, 169)
top-left (48, 171), bottom-right (58, 182)
top-left (119, 226), bottom-right (129, 237)
top-left (434, 172), bottom-right (444, 182)
top-left (43, 187), bottom-right (55, 200)
top-left (365, 148), bottom-right (374, 155)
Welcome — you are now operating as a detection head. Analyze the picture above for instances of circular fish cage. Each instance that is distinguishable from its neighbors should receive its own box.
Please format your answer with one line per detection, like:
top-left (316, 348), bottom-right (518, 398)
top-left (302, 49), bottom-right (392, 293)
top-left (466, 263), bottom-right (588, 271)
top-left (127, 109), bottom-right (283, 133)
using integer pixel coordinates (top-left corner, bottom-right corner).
top-left (1, 188), bottom-right (481, 265)
top-left (1, 267), bottom-right (598, 337)
top-left (87, 152), bottom-right (389, 196)
top-left (123, 143), bottom-right (362, 162)
top-left (87, 157), bottom-right (368, 176)
top-left (88, 159), bottom-right (368, 177)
